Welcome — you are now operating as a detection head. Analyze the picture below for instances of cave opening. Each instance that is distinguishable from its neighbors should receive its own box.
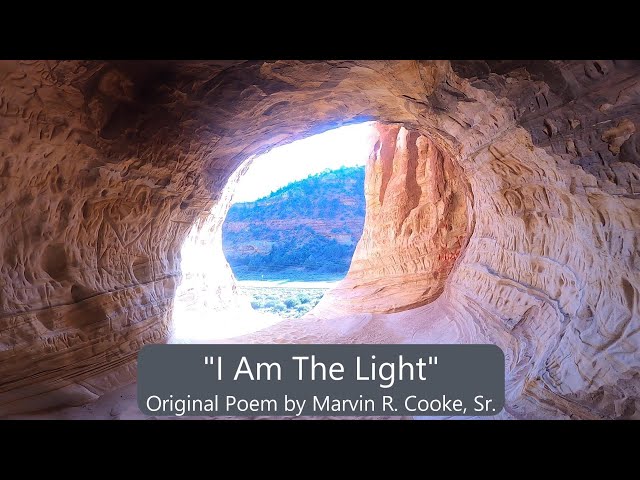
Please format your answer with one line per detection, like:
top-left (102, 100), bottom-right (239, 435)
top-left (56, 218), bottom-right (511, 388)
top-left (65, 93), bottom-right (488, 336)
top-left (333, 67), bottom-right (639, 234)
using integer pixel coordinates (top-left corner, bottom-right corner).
top-left (171, 121), bottom-right (472, 344)
top-left (223, 122), bottom-right (376, 321)
top-left (172, 122), bottom-right (378, 341)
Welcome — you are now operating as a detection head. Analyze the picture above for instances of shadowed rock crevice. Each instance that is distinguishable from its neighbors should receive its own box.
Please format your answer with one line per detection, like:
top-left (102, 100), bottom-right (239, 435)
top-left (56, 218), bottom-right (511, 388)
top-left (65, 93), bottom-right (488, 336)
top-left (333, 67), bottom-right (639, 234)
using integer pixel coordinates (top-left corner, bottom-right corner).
top-left (0, 60), bottom-right (639, 419)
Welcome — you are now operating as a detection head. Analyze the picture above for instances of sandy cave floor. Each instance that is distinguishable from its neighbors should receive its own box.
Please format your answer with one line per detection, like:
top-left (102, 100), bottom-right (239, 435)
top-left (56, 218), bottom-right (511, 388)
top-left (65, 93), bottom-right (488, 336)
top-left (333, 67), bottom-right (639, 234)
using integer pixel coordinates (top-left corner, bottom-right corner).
top-left (7, 297), bottom-right (502, 420)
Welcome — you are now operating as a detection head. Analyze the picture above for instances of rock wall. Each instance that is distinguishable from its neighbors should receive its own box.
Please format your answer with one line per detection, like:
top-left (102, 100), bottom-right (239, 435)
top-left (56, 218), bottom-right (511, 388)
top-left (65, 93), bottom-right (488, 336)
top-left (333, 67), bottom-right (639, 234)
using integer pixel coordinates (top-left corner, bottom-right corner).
top-left (0, 60), bottom-right (639, 418)
top-left (449, 128), bottom-right (640, 418)
top-left (323, 124), bottom-right (472, 313)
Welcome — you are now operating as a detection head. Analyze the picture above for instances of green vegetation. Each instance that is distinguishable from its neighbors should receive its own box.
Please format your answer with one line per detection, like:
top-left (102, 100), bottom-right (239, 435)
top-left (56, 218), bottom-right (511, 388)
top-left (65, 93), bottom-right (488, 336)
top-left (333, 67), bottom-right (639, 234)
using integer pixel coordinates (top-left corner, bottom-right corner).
top-left (222, 166), bottom-right (365, 281)
top-left (241, 286), bottom-right (327, 318)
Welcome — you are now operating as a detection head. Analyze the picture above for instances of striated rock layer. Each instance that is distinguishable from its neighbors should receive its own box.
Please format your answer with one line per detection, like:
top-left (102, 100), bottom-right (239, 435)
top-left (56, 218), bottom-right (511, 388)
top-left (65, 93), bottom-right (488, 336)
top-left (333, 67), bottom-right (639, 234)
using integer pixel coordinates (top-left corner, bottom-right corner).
top-left (0, 60), bottom-right (639, 418)
top-left (322, 124), bottom-right (472, 313)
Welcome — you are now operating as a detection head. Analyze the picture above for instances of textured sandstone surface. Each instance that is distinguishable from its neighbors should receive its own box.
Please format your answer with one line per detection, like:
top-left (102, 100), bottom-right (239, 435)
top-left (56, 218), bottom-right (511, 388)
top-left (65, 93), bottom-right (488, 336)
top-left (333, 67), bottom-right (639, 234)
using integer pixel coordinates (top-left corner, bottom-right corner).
top-left (0, 60), bottom-right (639, 419)
top-left (321, 124), bottom-right (472, 313)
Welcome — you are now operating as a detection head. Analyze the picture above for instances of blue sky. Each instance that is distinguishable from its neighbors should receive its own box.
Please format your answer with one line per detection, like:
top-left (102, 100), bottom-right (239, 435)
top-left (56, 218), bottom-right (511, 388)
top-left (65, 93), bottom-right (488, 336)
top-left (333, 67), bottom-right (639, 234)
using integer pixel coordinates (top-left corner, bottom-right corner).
top-left (232, 122), bottom-right (376, 203)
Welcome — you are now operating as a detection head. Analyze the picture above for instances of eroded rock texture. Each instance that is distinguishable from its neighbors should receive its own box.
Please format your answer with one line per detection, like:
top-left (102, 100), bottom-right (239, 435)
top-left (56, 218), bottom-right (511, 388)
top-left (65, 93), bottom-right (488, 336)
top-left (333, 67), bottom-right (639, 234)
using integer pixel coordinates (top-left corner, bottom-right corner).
top-left (0, 60), bottom-right (639, 419)
top-left (324, 124), bottom-right (472, 313)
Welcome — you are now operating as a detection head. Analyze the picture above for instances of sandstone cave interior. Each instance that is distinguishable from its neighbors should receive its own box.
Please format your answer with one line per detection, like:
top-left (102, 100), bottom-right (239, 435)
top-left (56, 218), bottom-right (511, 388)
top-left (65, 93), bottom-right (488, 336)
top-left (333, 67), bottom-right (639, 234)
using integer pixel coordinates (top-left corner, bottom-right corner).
top-left (0, 60), bottom-right (639, 419)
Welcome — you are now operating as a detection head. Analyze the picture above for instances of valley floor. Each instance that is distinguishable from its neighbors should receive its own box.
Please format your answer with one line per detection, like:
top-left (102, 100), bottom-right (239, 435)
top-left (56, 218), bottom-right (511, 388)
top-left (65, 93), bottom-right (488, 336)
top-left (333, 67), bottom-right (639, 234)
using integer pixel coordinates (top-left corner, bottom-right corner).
top-left (237, 280), bottom-right (337, 319)
top-left (238, 280), bottom-right (339, 289)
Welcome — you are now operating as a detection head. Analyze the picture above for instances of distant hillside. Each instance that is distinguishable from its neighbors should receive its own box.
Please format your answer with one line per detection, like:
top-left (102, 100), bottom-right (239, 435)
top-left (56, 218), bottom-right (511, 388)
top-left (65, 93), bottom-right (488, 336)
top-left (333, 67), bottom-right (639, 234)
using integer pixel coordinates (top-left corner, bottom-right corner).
top-left (222, 166), bottom-right (365, 280)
